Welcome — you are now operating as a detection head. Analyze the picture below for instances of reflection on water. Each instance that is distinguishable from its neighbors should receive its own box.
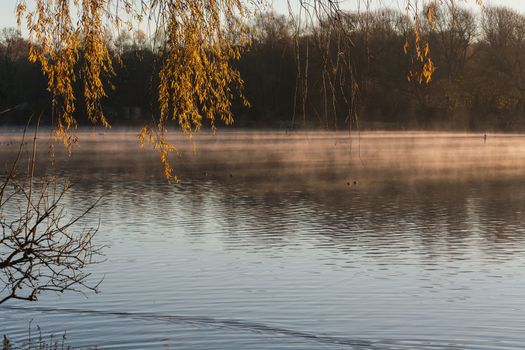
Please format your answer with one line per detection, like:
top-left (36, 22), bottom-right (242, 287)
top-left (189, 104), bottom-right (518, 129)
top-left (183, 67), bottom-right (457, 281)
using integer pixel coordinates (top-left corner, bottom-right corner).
top-left (1, 131), bottom-right (525, 349)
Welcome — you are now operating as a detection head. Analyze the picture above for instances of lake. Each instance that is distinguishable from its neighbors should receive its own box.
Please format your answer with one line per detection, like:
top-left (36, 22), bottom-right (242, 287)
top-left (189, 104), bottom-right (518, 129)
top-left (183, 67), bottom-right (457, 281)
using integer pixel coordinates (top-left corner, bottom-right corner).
top-left (1, 130), bottom-right (525, 349)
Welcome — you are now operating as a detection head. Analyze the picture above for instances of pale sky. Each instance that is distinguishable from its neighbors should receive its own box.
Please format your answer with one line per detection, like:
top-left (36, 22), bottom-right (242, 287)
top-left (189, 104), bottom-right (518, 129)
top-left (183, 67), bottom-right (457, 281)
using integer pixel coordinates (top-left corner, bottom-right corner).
top-left (1, 0), bottom-right (525, 30)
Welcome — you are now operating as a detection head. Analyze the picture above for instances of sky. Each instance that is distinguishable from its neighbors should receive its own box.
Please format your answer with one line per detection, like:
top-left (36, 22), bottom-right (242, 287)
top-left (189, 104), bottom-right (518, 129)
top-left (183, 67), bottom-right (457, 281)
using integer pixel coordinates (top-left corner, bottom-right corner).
top-left (1, 0), bottom-right (525, 30)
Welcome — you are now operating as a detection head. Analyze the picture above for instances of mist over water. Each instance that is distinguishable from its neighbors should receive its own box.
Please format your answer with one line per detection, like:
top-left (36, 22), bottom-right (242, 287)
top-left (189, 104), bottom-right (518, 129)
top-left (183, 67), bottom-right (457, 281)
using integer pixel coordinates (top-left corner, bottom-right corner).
top-left (3, 130), bottom-right (525, 186)
top-left (1, 130), bottom-right (525, 349)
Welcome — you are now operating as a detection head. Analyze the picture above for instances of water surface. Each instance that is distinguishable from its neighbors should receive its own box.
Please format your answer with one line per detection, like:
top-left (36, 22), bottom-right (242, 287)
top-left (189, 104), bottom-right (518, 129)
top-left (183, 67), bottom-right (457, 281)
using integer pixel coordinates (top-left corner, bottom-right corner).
top-left (1, 131), bottom-right (525, 349)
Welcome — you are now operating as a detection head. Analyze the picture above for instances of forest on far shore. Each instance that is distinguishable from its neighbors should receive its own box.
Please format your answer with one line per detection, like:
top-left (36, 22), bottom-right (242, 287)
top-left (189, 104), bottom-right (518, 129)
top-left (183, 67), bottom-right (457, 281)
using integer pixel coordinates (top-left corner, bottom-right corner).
top-left (2, 4), bottom-right (525, 131)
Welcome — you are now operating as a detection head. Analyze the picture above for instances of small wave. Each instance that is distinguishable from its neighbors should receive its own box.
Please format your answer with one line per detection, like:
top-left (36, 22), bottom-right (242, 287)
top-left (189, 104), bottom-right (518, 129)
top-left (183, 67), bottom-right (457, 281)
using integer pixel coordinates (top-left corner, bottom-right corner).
top-left (1, 305), bottom-right (406, 349)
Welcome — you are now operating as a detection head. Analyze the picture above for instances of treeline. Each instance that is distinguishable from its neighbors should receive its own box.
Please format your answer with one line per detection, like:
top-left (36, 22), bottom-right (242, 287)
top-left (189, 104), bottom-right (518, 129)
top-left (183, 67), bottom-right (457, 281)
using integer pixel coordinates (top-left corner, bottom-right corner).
top-left (2, 4), bottom-right (525, 131)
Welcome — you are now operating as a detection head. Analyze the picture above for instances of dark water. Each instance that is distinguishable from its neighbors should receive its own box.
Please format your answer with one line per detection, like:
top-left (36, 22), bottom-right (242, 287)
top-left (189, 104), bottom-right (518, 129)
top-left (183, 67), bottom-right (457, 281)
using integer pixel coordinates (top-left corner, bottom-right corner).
top-left (1, 131), bottom-right (525, 349)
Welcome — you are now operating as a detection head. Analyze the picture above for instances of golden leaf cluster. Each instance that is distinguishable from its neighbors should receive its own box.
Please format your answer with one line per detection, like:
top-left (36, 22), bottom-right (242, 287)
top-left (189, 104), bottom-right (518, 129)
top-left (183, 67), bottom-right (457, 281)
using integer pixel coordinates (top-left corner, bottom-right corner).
top-left (16, 0), bottom-right (114, 151)
top-left (16, 0), bottom-right (250, 178)
top-left (142, 0), bottom-right (250, 182)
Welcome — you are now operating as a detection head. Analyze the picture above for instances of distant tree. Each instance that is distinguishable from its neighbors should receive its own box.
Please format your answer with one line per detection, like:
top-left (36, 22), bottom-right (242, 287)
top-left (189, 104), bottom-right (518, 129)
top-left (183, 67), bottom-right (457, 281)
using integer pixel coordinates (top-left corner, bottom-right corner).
top-left (425, 0), bottom-right (476, 79)
top-left (475, 6), bottom-right (525, 128)
top-left (236, 12), bottom-right (296, 127)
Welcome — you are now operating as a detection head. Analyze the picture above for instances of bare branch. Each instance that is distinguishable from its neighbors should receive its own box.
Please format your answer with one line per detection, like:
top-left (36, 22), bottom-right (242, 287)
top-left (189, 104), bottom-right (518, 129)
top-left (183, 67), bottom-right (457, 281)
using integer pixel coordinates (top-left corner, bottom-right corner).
top-left (0, 127), bottom-right (102, 305)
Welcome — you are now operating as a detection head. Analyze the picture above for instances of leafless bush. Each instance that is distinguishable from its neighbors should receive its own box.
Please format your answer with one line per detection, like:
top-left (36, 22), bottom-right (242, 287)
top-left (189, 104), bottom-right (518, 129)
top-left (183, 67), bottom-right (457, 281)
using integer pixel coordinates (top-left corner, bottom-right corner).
top-left (2, 323), bottom-right (94, 350)
top-left (0, 124), bottom-right (102, 304)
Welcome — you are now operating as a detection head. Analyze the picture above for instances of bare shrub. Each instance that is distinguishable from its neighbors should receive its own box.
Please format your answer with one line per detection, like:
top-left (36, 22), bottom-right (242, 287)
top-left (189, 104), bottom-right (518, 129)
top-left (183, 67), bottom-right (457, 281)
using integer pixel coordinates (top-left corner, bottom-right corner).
top-left (0, 124), bottom-right (102, 304)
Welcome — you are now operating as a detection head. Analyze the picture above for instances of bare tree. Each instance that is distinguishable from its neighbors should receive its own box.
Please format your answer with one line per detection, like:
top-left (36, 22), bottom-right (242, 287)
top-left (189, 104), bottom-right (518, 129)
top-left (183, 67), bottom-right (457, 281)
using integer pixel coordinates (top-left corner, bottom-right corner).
top-left (425, 0), bottom-right (476, 79)
top-left (0, 123), bottom-right (101, 304)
